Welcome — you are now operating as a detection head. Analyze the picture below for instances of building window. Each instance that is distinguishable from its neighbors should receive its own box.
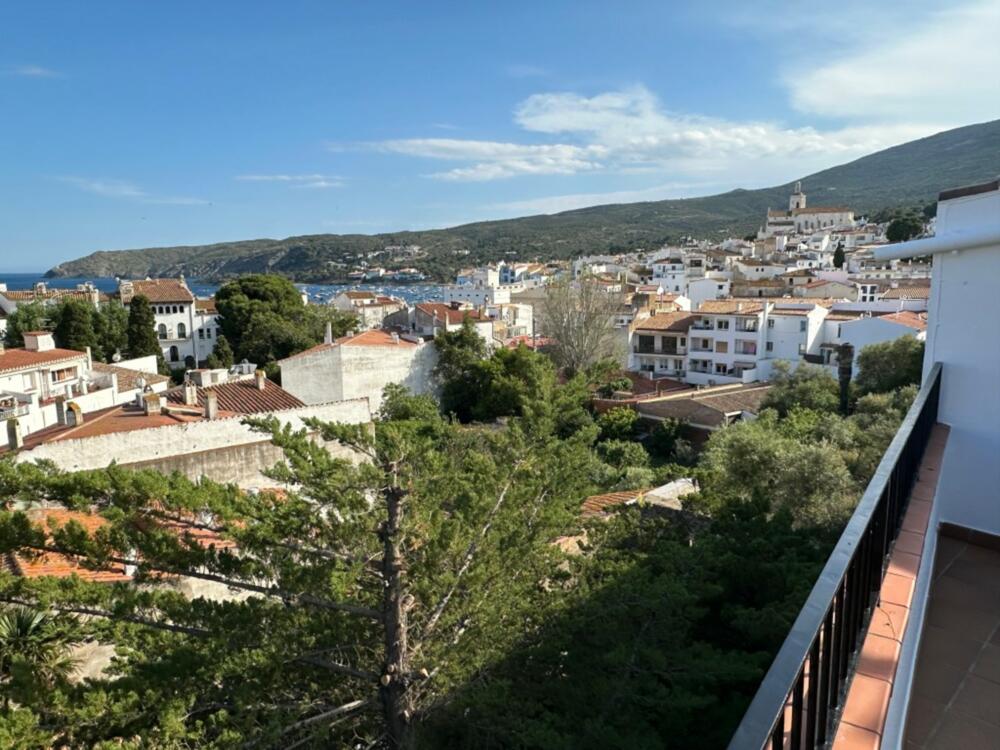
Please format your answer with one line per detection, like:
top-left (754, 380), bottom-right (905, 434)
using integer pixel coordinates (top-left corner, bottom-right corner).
top-left (177, 323), bottom-right (187, 338)
top-left (206, 328), bottom-right (212, 339)
top-left (766, 342), bottom-right (774, 352)
top-left (798, 344), bottom-right (806, 355)
top-left (158, 323), bottom-right (168, 339)
top-left (50, 367), bottom-right (76, 383)
top-left (799, 320), bottom-right (807, 332)
top-left (715, 341), bottom-right (728, 353)
top-left (767, 319), bottom-right (775, 329)
top-left (169, 346), bottom-right (180, 362)
top-left (198, 329), bottom-right (204, 339)
top-left (715, 363), bottom-right (727, 375)
top-left (716, 319), bottom-right (729, 330)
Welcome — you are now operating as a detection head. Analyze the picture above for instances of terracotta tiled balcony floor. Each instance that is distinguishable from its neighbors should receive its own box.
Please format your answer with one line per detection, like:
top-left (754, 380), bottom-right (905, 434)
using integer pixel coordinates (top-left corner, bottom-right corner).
top-left (904, 535), bottom-right (1000, 749)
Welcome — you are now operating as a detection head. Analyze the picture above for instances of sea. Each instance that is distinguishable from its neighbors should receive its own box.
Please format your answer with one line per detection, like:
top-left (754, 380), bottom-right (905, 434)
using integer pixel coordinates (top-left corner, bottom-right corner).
top-left (0, 272), bottom-right (445, 306)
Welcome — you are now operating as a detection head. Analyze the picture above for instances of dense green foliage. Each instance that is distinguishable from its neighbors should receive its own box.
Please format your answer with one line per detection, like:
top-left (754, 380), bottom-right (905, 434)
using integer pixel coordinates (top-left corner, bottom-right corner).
top-left (52, 299), bottom-right (100, 358)
top-left (856, 337), bottom-right (924, 394)
top-left (0, 342), bottom-right (921, 748)
top-left (2, 303), bottom-right (47, 348)
top-left (47, 120), bottom-right (1000, 282)
top-left (761, 362), bottom-right (840, 416)
top-left (833, 242), bottom-right (845, 269)
top-left (886, 214), bottom-right (925, 242)
top-left (215, 274), bottom-right (356, 372)
top-left (124, 295), bottom-right (168, 373)
top-left (204, 334), bottom-right (235, 370)
top-left (4, 298), bottom-right (130, 364)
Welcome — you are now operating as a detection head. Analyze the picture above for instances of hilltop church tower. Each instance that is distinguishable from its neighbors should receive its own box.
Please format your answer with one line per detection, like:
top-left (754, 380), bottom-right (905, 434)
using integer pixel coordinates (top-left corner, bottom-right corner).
top-left (789, 181), bottom-right (806, 211)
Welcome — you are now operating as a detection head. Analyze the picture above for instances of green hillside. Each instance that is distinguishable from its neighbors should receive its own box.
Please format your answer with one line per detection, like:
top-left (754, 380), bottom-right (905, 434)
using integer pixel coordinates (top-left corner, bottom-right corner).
top-left (47, 119), bottom-right (1000, 282)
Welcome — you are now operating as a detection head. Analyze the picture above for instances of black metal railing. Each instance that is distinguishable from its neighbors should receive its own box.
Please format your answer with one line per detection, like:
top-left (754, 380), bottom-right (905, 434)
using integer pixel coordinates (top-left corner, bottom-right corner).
top-left (727, 362), bottom-right (942, 750)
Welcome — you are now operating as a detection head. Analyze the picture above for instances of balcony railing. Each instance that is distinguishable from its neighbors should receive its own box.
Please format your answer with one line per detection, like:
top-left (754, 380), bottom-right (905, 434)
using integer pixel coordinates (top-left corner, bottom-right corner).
top-left (691, 320), bottom-right (713, 330)
top-left (727, 362), bottom-right (941, 750)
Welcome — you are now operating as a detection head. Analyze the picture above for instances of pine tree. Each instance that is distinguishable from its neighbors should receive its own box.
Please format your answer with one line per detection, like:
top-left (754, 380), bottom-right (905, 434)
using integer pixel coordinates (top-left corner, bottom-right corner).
top-left (93, 301), bottom-right (129, 363)
top-left (0, 385), bottom-right (598, 748)
top-left (52, 299), bottom-right (100, 359)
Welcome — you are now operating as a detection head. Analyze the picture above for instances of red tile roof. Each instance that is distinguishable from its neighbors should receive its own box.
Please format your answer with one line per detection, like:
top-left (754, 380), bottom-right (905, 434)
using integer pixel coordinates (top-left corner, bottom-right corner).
top-left (6, 510), bottom-right (131, 582)
top-left (121, 278), bottom-right (194, 304)
top-left (415, 302), bottom-right (484, 325)
top-left (195, 298), bottom-right (218, 314)
top-left (882, 286), bottom-right (931, 300)
top-left (164, 377), bottom-right (304, 413)
top-left (877, 311), bottom-right (928, 331)
top-left (633, 312), bottom-right (696, 332)
top-left (0, 347), bottom-right (88, 375)
top-left (581, 490), bottom-right (646, 517)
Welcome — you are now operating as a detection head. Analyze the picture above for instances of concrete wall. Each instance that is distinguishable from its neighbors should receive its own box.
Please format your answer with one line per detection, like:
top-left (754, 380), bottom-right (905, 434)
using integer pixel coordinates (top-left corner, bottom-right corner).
top-left (921, 188), bottom-right (1000, 536)
top-left (281, 343), bottom-right (438, 412)
top-left (15, 399), bottom-right (372, 485)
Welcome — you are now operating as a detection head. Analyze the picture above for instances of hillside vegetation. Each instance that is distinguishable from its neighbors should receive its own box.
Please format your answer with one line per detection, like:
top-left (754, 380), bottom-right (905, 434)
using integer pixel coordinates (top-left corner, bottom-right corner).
top-left (47, 119), bottom-right (1000, 282)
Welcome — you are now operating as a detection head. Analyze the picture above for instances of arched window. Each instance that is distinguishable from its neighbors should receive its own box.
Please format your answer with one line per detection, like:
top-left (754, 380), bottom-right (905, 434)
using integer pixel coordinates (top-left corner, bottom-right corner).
top-left (158, 323), bottom-right (168, 339)
top-left (184, 355), bottom-right (195, 369)
top-left (177, 323), bottom-right (187, 338)
top-left (169, 346), bottom-right (180, 362)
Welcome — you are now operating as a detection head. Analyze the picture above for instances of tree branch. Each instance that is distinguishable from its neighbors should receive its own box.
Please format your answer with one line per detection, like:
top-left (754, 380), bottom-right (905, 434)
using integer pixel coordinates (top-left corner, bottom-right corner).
top-left (15, 542), bottom-right (380, 619)
top-left (421, 466), bottom-right (520, 639)
top-left (296, 655), bottom-right (378, 682)
top-left (0, 595), bottom-right (209, 637)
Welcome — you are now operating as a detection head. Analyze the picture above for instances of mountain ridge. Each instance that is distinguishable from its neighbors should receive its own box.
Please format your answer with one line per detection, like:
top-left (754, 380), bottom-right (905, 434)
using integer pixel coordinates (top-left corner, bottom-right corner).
top-left (47, 119), bottom-right (1000, 282)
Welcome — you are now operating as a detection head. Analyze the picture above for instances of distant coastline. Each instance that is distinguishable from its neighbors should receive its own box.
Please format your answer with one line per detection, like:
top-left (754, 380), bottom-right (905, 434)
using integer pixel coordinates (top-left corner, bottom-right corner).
top-left (0, 272), bottom-right (444, 305)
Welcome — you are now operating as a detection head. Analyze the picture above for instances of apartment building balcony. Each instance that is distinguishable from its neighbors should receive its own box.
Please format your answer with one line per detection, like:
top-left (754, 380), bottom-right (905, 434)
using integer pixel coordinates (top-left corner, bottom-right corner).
top-left (690, 319), bottom-right (714, 331)
top-left (690, 343), bottom-right (714, 353)
top-left (727, 363), bottom-right (1000, 750)
top-left (736, 321), bottom-right (760, 333)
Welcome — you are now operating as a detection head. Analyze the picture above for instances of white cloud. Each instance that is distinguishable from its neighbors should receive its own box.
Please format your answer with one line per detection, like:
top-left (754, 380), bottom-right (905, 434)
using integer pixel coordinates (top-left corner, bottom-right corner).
top-left (236, 174), bottom-right (343, 189)
top-left (374, 138), bottom-right (607, 180)
top-left (489, 182), bottom-right (719, 215)
top-left (787, 0), bottom-right (1000, 122)
top-left (57, 177), bottom-right (207, 205)
top-left (5, 64), bottom-right (61, 77)
top-left (371, 86), bottom-right (941, 182)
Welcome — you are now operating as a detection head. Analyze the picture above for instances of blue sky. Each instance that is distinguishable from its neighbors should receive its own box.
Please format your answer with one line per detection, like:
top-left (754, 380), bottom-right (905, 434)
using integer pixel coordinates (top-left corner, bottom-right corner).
top-left (2, 0), bottom-right (998, 271)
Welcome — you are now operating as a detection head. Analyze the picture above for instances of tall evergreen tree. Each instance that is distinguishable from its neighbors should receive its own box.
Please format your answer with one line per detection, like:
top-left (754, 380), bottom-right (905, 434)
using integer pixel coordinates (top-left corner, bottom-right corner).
top-left (833, 242), bottom-right (846, 269)
top-left (124, 295), bottom-right (167, 373)
top-left (52, 299), bottom-right (100, 358)
top-left (93, 301), bottom-right (129, 363)
top-left (205, 333), bottom-right (235, 369)
top-left (0, 386), bottom-right (597, 748)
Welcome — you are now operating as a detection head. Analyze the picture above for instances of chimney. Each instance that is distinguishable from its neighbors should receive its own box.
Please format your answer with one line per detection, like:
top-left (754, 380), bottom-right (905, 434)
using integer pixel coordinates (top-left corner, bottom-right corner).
top-left (65, 402), bottom-right (83, 427)
top-left (23, 331), bottom-right (55, 352)
top-left (143, 392), bottom-right (162, 416)
top-left (324, 321), bottom-right (333, 345)
top-left (204, 390), bottom-right (219, 420)
top-left (6, 418), bottom-right (23, 451)
top-left (55, 395), bottom-right (67, 425)
top-left (184, 381), bottom-right (198, 406)
top-left (255, 369), bottom-right (267, 390)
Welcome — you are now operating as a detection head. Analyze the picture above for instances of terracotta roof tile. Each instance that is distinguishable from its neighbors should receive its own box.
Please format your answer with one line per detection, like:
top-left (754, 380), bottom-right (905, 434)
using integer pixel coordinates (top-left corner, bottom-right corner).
top-left (633, 312), bottom-right (697, 332)
top-left (0, 347), bottom-right (88, 376)
top-left (581, 489), bottom-right (645, 517)
top-left (121, 278), bottom-right (194, 304)
top-left (415, 302), bottom-right (484, 325)
top-left (882, 286), bottom-right (931, 300)
top-left (7, 510), bottom-right (131, 582)
top-left (165, 378), bottom-right (304, 413)
top-left (195, 298), bottom-right (217, 314)
top-left (877, 311), bottom-right (928, 331)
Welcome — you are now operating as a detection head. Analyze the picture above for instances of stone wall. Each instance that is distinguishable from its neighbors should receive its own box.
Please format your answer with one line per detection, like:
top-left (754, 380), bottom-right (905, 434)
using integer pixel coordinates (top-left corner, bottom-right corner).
top-left (16, 399), bottom-right (372, 487)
